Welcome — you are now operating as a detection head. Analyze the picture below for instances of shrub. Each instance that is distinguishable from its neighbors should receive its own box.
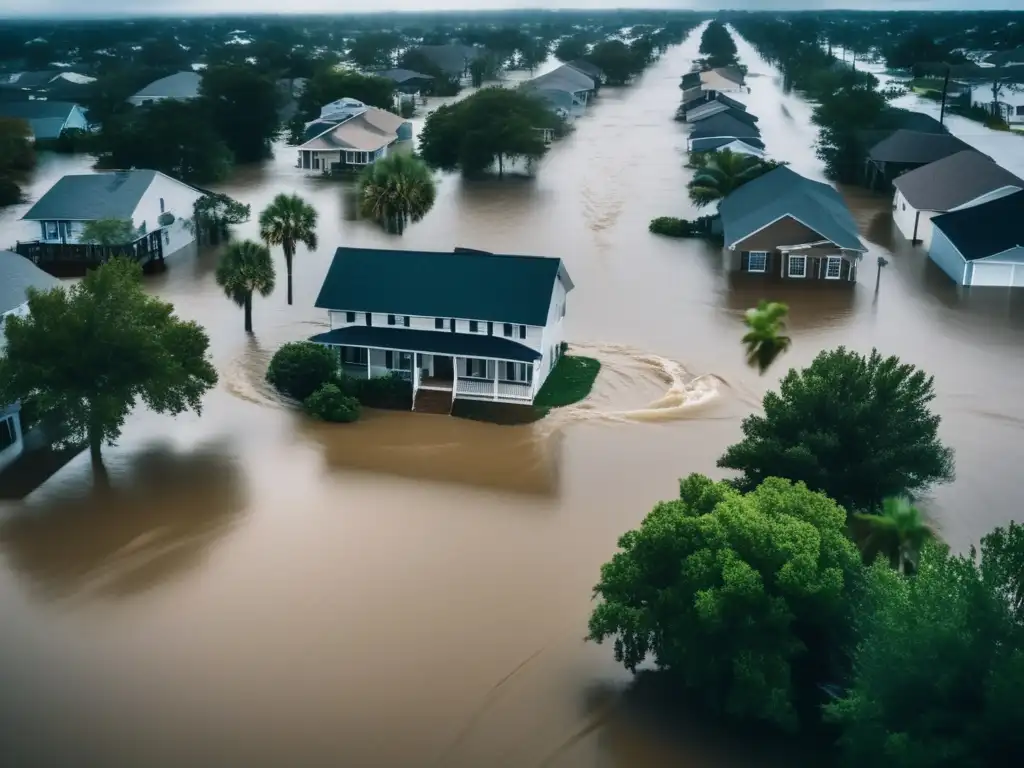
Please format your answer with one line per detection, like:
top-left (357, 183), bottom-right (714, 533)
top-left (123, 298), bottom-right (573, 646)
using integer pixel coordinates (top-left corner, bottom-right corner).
top-left (0, 176), bottom-right (22, 207)
top-left (353, 372), bottom-right (413, 409)
top-left (649, 216), bottom-right (716, 238)
top-left (266, 341), bottom-right (337, 401)
top-left (304, 383), bottom-right (361, 423)
top-left (399, 99), bottom-right (415, 119)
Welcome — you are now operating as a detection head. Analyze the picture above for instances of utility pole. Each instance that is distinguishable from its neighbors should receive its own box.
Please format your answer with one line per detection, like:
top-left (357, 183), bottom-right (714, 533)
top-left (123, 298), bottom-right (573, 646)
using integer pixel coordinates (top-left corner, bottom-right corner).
top-left (875, 256), bottom-right (889, 294)
top-left (939, 65), bottom-right (951, 127)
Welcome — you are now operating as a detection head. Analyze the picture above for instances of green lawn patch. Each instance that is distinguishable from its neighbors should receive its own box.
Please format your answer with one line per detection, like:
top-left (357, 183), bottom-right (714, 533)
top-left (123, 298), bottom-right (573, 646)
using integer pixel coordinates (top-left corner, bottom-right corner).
top-left (534, 355), bottom-right (601, 409)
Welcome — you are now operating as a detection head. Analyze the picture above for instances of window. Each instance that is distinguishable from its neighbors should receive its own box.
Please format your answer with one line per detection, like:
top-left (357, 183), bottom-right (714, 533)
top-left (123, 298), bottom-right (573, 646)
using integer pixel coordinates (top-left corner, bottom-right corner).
top-left (449, 319), bottom-right (455, 332)
top-left (0, 416), bottom-right (15, 451)
top-left (346, 311), bottom-right (356, 323)
top-left (747, 251), bottom-right (767, 273)
top-left (901, 202), bottom-right (906, 211)
top-left (487, 322), bottom-right (493, 335)
top-left (503, 323), bottom-right (513, 337)
top-left (469, 320), bottom-right (479, 333)
top-left (788, 255), bottom-right (807, 278)
top-left (435, 317), bottom-right (444, 329)
top-left (503, 361), bottom-right (531, 382)
top-left (159, 197), bottom-right (165, 213)
top-left (385, 350), bottom-right (394, 368)
top-left (519, 325), bottom-right (526, 339)
top-left (825, 256), bottom-right (843, 279)
top-left (1017, 105), bottom-right (1024, 116)
top-left (163, 229), bottom-right (170, 246)
top-left (403, 316), bottom-right (410, 327)
top-left (365, 313), bottom-right (372, 326)
top-left (342, 347), bottom-right (368, 365)
top-left (466, 358), bottom-right (487, 378)
top-left (388, 314), bottom-right (396, 325)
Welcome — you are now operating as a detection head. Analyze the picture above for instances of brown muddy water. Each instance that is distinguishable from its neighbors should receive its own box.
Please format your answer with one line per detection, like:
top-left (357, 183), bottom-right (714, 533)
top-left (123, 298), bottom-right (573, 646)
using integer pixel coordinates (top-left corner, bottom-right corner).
top-left (1, 25), bottom-right (1023, 768)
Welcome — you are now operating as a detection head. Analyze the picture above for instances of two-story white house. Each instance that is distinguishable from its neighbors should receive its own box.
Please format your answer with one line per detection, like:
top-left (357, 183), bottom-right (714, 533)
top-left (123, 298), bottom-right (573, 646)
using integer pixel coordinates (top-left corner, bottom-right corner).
top-left (0, 250), bottom-right (61, 472)
top-left (309, 246), bottom-right (573, 412)
top-left (21, 170), bottom-right (205, 256)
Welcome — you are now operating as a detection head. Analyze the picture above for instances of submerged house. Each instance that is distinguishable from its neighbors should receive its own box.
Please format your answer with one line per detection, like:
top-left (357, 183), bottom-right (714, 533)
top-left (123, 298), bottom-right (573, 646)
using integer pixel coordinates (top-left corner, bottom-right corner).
top-left (928, 191), bottom-right (1024, 287)
top-left (309, 246), bottom-right (573, 412)
top-left (866, 129), bottom-right (972, 189)
top-left (719, 167), bottom-right (867, 282)
top-left (683, 93), bottom-right (749, 122)
top-left (892, 150), bottom-right (1023, 247)
top-left (127, 71), bottom-right (201, 106)
top-left (527, 65), bottom-right (595, 106)
top-left (688, 112), bottom-right (762, 152)
top-left (296, 99), bottom-right (411, 173)
top-left (700, 67), bottom-right (747, 94)
top-left (0, 100), bottom-right (89, 140)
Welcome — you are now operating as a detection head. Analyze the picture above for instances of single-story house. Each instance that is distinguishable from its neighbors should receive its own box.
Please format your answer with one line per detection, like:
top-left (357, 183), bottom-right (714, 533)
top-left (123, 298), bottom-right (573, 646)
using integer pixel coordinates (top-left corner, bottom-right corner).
top-left (407, 44), bottom-right (485, 79)
top-left (21, 169), bottom-right (204, 254)
top-left (688, 112), bottom-right (761, 150)
top-left (0, 250), bottom-right (61, 472)
top-left (688, 105), bottom-right (758, 126)
top-left (377, 69), bottom-right (434, 102)
top-left (700, 67), bottom-right (747, 94)
top-left (719, 166), bottom-right (867, 282)
top-left (892, 150), bottom-right (1023, 247)
top-left (308, 246), bottom-right (573, 412)
top-left (0, 70), bottom-right (96, 98)
top-left (866, 129), bottom-right (973, 188)
top-left (970, 79), bottom-right (1024, 126)
top-left (690, 136), bottom-right (766, 157)
top-left (528, 65), bottom-right (595, 105)
top-left (127, 71), bottom-right (202, 106)
top-left (568, 59), bottom-right (604, 85)
top-left (684, 94), bottom-right (749, 122)
top-left (0, 100), bottom-right (89, 140)
top-left (296, 107), bottom-right (410, 173)
top-left (523, 85), bottom-right (585, 121)
top-left (927, 190), bottom-right (1024, 287)
top-left (680, 70), bottom-right (702, 91)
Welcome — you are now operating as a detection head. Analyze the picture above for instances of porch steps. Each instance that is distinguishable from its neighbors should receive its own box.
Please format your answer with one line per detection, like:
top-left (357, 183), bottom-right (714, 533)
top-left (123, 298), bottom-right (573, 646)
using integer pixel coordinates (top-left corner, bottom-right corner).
top-left (413, 389), bottom-right (453, 415)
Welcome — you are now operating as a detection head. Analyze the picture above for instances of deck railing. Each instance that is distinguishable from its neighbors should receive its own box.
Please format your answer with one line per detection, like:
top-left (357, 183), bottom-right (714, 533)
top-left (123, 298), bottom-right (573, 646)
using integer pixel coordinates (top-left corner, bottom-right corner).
top-left (455, 378), bottom-right (531, 401)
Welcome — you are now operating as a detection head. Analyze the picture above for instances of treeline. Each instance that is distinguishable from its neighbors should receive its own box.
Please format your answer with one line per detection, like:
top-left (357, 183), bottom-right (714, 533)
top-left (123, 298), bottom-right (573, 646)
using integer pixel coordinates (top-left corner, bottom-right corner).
top-left (698, 20), bottom-right (743, 71)
top-left (0, 118), bottom-right (35, 205)
top-left (590, 344), bottom-right (1024, 765)
top-left (554, 20), bottom-right (698, 84)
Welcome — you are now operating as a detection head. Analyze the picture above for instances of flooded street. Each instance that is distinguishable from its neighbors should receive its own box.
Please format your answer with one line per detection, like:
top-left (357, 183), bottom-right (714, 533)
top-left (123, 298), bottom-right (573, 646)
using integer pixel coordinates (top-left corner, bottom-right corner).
top-left (1, 25), bottom-right (1023, 767)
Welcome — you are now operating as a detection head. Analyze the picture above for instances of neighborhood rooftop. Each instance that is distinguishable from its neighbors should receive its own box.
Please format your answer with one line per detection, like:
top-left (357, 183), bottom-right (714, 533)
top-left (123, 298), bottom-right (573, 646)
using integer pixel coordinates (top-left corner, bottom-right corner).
top-left (528, 64), bottom-right (595, 93)
top-left (893, 150), bottom-right (1024, 211)
top-left (868, 129), bottom-right (973, 165)
top-left (22, 170), bottom-right (163, 221)
top-left (689, 112), bottom-right (761, 140)
top-left (314, 247), bottom-right (573, 327)
top-left (719, 166), bottom-right (866, 252)
top-left (131, 71), bottom-right (202, 100)
top-left (931, 190), bottom-right (1024, 261)
top-left (300, 109), bottom-right (407, 151)
top-left (0, 250), bottom-right (60, 317)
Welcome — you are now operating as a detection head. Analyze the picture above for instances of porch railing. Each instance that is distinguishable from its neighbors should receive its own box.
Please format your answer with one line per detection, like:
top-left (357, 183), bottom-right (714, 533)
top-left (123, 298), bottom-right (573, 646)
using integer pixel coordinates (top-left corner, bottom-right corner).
top-left (455, 378), bottom-right (532, 400)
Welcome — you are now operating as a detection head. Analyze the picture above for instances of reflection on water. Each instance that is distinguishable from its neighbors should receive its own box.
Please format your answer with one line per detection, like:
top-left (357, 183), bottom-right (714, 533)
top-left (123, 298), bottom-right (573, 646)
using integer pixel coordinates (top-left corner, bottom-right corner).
top-left (0, 443), bottom-right (245, 600)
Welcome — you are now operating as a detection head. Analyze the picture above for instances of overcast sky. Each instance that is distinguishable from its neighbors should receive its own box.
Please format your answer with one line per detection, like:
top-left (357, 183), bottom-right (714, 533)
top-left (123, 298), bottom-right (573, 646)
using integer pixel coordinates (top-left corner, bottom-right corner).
top-left (1, 0), bottom-right (1019, 18)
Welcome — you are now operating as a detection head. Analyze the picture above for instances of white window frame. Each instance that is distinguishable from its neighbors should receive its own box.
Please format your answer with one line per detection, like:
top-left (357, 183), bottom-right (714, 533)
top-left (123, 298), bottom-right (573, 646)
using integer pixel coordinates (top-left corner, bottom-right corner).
top-left (825, 256), bottom-right (843, 280)
top-left (465, 358), bottom-right (488, 378)
top-left (788, 254), bottom-right (807, 278)
top-left (747, 251), bottom-right (767, 273)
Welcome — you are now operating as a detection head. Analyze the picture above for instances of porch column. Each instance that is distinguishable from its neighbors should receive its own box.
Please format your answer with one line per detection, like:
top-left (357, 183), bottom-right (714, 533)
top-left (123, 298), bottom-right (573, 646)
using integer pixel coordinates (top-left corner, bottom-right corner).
top-left (367, 347), bottom-right (372, 379)
top-left (492, 361), bottom-right (498, 401)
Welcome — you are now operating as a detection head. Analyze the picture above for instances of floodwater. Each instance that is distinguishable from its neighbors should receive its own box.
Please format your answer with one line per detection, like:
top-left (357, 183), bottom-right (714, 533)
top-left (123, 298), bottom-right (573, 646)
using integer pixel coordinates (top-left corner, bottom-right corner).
top-left (1, 24), bottom-right (1023, 767)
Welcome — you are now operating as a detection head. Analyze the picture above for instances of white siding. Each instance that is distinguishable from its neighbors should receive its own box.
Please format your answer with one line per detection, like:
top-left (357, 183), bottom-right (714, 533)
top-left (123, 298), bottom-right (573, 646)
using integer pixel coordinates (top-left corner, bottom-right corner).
top-left (65, 106), bottom-right (90, 131)
top-left (0, 406), bottom-right (23, 472)
top-left (131, 173), bottom-right (204, 256)
top-left (927, 227), bottom-right (969, 285)
top-left (970, 246), bottom-right (1024, 287)
top-left (325, 310), bottom-right (542, 345)
top-left (536, 277), bottom-right (568, 392)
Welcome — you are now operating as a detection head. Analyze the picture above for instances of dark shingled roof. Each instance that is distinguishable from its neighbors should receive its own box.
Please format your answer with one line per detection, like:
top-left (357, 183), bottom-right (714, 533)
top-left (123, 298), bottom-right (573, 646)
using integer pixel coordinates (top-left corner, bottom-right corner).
top-left (689, 105), bottom-right (758, 125)
top-left (689, 112), bottom-right (761, 141)
top-left (0, 250), bottom-right (60, 316)
top-left (308, 326), bottom-right (541, 362)
top-left (377, 68), bottom-right (434, 84)
top-left (0, 100), bottom-right (79, 119)
top-left (568, 59), bottom-right (604, 81)
top-left (314, 247), bottom-right (573, 327)
top-left (680, 71), bottom-right (702, 89)
top-left (22, 170), bottom-right (160, 221)
top-left (868, 129), bottom-right (972, 165)
top-left (690, 136), bottom-right (766, 152)
top-left (894, 151), bottom-right (1024, 211)
top-left (931, 191), bottom-right (1024, 261)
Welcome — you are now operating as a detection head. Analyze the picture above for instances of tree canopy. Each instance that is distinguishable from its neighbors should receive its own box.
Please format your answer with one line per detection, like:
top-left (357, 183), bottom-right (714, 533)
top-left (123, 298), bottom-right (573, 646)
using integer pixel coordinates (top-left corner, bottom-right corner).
top-left (698, 20), bottom-right (740, 69)
top-left (259, 193), bottom-right (318, 306)
top-left (419, 87), bottom-right (560, 177)
top-left (80, 218), bottom-right (139, 245)
top-left (588, 474), bottom-right (862, 731)
top-left (0, 117), bottom-right (35, 206)
top-left (216, 240), bottom-right (276, 333)
top-left (200, 64), bottom-right (281, 163)
top-left (359, 153), bottom-right (437, 234)
top-left (828, 526), bottom-right (1024, 767)
top-left (0, 258), bottom-right (217, 463)
top-left (554, 36), bottom-right (590, 63)
top-left (585, 40), bottom-right (643, 85)
top-left (718, 347), bottom-right (955, 513)
top-left (687, 150), bottom-right (784, 208)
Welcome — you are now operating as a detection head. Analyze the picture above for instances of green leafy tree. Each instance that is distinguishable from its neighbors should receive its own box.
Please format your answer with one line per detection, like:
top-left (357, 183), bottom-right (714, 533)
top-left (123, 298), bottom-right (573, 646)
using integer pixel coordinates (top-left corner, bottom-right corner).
top-left (828, 530), bottom-right (1024, 767)
top-left (299, 70), bottom-right (396, 120)
top-left (359, 153), bottom-right (437, 234)
top-left (688, 150), bottom-right (784, 208)
top-left (0, 258), bottom-right (217, 466)
top-left (80, 218), bottom-right (139, 246)
top-left (304, 382), bottom-right (361, 423)
top-left (588, 474), bottom-right (862, 731)
top-left (0, 117), bottom-right (36, 172)
top-left (718, 348), bottom-right (955, 513)
top-left (398, 49), bottom-right (461, 96)
top-left (554, 36), bottom-right (589, 63)
top-left (346, 32), bottom-right (402, 70)
top-left (266, 341), bottom-right (337, 401)
top-left (191, 192), bottom-right (251, 245)
top-left (852, 496), bottom-right (934, 575)
top-left (200, 64), bottom-right (281, 163)
top-left (258, 193), bottom-right (318, 306)
top-left (742, 300), bottom-right (792, 374)
top-left (419, 87), bottom-right (559, 177)
top-left (215, 240), bottom-right (276, 333)
top-left (585, 40), bottom-right (638, 85)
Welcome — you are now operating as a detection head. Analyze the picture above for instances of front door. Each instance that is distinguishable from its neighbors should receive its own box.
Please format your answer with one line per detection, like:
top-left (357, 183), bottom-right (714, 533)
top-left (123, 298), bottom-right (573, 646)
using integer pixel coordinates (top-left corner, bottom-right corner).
top-left (433, 355), bottom-right (454, 381)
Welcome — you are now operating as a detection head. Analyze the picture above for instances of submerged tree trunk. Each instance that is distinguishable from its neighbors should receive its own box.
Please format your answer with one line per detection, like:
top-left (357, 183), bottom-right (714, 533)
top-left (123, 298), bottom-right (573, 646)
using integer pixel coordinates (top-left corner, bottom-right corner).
top-left (244, 294), bottom-right (253, 333)
top-left (498, 154), bottom-right (504, 178)
top-left (284, 244), bottom-right (294, 305)
top-left (88, 421), bottom-right (109, 486)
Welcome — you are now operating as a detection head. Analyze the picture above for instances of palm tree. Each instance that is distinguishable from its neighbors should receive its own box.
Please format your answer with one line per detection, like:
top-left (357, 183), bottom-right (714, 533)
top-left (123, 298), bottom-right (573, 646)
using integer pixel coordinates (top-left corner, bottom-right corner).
top-left (258, 193), bottom-right (318, 306)
top-left (359, 153), bottom-right (437, 234)
top-left (741, 300), bottom-right (792, 374)
top-left (216, 240), bottom-right (276, 333)
top-left (854, 497), bottom-right (935, 575)
top-left (687, 150), bottom-right (782, 208)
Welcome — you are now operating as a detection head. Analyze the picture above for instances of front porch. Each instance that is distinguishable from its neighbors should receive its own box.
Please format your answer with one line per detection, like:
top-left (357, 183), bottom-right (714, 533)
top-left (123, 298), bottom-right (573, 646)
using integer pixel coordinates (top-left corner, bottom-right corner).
top-left (296, 147), bottom-right (387, 174)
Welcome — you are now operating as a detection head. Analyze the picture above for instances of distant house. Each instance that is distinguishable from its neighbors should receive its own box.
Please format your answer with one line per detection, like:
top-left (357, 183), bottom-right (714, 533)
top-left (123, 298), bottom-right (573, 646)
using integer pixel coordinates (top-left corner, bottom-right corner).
top-left (892, 150), bottom-right (1023, 247)
top-left (688, 105), bottom-right (758, 126)
top-left (700, 67), bottom-right (747, 94)
top-left (296, 104), bottom-right (410, 173)
top-left (527, 65), bottom-right (595, 106)
top-left (969, 75), bottom-right (1024, 126)
top-left (680, 70), bottom-right (702, 91)
top-left (522, 83), bottom-right (586, 121)
top-left (0, 250), bottom-right (60, 472)
top-left (21, 170), bottom-right (204, 254)
top-left (376, 69), bottom-right (434, 102)
top-left (928, 191), bottom-right (1024, 287)
top-left (309, 246), bottom-right (573, 412)
top-left (719, 167), bottom-right (867, 282)
top-left (683, 94), bottom-right (749, 122)
top-left (866, 129), bottom-right (973, 188)
top-left (690, 136), bottom-right (767, 157)
top-left (688, 112), bottom-right (761, 150)
top-left (127, 71), bottom-right (202, 106)
top-left (407, 44), bottom-right (485, 79)
top-left (0, 70), bottom-right (96, 100)
top-left (0, 101), bottom-right (89, 140)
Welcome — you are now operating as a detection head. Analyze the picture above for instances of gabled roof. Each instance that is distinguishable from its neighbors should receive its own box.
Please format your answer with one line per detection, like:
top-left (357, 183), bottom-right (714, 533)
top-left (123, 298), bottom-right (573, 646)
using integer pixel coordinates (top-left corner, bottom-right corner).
top-left (868, 129), bottom-right (972, 165)
top-left (568, 59), bottom-right (604, 81)
top-left (22, 170), bottom-right (198, 221)
top-left (690, 136), bottom-right (766, 153)
top-left (299, 109), bottom-right (407, 151)
top-left (689, 112), bottom-right (761, 140)
top-left (0, 100), bottom-right (82, 139)
top-left (894, 150), bottom-right (1024, 211)
top-left (0, 71), bottom-right (59, 88)
top-left (931, 190), bottom-right (1024, 261)
top-left (529, 64), bottom-right (594, 93)
top-left (377, 68), bottom-right (434, 84)
top-left (0, 250), bottom-right (60, 316)
top-left (707, 66), bottom-right (746, 85)
top-left (719, 166), bottom-right (865, 252)
top-left (315, 247), bottom-right (573, 327)
top-left (130, 71), bottom-right (201, 101)
top-left (689, 105), bottom-right (758, 125)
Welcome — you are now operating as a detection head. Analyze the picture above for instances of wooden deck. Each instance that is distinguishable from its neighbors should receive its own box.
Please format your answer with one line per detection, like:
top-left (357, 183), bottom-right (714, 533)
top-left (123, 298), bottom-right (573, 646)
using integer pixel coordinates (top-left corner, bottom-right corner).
top-left (15, 230), bottom-right (166, 277)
